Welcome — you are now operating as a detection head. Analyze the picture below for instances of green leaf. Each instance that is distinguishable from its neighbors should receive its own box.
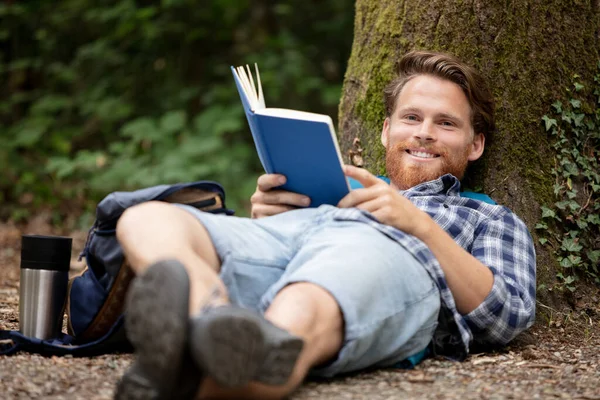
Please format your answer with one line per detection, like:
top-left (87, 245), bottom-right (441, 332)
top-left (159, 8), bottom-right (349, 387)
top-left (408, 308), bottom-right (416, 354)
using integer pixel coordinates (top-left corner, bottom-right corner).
top-left (560, 257), bottom-right (573, 268)
top-left (552, 101), bottom-right (563, 113)
top-left (588, 214), bottom-right (600, 225)
top-left (30, 94), bottom-right (72, 115)
top-left (573, 113), bottom-right (585, 127)
top-left (568, 255), bottom-right (582, 266)
top-left (576, 219), bottom-right (588, 230)
top-left (121, 117), bottom-right (162, 142)
top-left (538, 238), bottom-right (548, 245)
top-left (570, 99), bottom-right (581, 108)
top-left (567, 201), bottom-right (580, 212)
top-left (588, 250), bottom-right (600, 263)
top-left (541, 115), bottom-right (557, 131)
top-left (555, 200), bottom-right (569, 210)
top-left (563, 163), bottom-right (580, 177)
top-left (561, 238), bottom-right (583, 253)
top-left (541, 206), bottom-right (557, 219)
top-left (11, 117), bottom-right (52, 147)
top-left (535, 223), bottom-right (548, 230)
top-left (160, 110), bottom-right (187, 134)
top-left (574, 82), bottom-right (584, 92)
top-left (553, 183), bottom-right (562, 196)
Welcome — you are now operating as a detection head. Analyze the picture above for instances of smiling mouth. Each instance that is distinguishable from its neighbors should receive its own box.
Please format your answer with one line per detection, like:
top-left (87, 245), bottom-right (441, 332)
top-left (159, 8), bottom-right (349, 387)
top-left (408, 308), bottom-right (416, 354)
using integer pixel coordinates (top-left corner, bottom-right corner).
top-left (406, 149), bottom-right (440, 159)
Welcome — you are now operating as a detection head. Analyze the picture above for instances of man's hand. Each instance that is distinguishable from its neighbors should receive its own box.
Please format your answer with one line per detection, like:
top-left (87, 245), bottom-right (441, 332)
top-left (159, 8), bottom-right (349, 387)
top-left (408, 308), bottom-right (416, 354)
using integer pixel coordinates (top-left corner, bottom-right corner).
top-left (337, 165), bottom-right (429, 236)
top-left (340, 165), bottom-right (494, 314)
top-left (250, 174), bottom-right (311, 219)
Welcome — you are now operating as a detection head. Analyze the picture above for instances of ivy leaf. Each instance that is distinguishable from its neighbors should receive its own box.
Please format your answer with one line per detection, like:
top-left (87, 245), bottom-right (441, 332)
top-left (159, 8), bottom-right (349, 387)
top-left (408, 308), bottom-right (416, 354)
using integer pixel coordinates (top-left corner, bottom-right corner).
top-left (588, 214), bottom-right (600, 225)
top-left (577, 220), bottom-right (588, 230)
top-left (541, 206), bottom-right (556, 219)
top-left (539, 238), bottom-right (548, 245)
top-left (561, 238), bottom-right (583, 253)
top-left (563, 163), bottom-right (580, 177)
top-left (560, 257), bottom-right (573, 268)
top-left (552, 101), bottom-right (563, 113)
top-left (570, 99), bottom-right (581, 108)
top-left (588, 250), bottom-right (600, 263)
top-left (555, 200), bottom-right (569, 210)
top-left (574, 82), bottom-right (584, 92)
top-left (553, 183), bottom-right (562, 196)
top-left (535, 223), bottom-right (548, 230)
top-left (541, 115), bottom-right (557, 131)
top-left (568, 255), bottom-right (582, 266)
top-left (573, 113), bottom-right (585, 127)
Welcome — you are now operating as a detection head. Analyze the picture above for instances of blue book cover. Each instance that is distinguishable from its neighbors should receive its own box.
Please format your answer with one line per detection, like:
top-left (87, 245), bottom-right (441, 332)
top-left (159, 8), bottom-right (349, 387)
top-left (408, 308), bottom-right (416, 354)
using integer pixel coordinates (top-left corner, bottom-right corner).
top-left (231, 65), bottom-right (350, 207)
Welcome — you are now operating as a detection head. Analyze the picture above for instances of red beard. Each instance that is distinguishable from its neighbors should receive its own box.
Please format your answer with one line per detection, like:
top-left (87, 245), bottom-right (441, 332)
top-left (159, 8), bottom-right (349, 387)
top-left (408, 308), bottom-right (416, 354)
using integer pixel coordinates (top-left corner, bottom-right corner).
top-left (386, 140), bottom-right (470, 190)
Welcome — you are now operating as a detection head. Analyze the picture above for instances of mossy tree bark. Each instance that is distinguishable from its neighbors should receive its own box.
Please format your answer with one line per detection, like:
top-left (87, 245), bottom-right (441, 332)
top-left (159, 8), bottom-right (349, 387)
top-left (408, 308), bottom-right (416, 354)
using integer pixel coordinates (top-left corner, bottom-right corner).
top-left (338, 0), bottom-right (600, 299)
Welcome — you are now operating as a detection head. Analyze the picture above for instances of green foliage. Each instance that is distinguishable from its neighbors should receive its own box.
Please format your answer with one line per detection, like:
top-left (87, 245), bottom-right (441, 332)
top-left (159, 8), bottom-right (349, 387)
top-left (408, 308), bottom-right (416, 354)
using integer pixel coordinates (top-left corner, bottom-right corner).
top-left (0, 0), bottom-right (354, 219)
top-left (538, 70), bottom-right (600, 291)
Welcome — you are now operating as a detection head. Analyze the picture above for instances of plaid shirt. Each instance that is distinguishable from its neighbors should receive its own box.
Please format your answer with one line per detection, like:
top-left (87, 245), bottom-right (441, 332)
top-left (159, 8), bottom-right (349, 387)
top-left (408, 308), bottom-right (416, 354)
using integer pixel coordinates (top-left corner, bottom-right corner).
top-left (335, 174), bottom-right (536, 360)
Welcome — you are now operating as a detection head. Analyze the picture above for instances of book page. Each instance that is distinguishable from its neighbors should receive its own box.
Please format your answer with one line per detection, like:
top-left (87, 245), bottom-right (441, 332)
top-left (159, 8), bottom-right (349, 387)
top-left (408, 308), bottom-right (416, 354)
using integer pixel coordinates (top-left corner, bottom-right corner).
top-left (233, 64), bottom-right (265, 111)
top-left (255, 108), bottom-right (332, 124)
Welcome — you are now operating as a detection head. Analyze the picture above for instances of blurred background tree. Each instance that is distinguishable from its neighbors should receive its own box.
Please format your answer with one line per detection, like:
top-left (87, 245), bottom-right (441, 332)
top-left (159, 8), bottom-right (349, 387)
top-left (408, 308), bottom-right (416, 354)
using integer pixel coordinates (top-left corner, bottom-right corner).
top-left (0, 0), bottom-right (354, 223)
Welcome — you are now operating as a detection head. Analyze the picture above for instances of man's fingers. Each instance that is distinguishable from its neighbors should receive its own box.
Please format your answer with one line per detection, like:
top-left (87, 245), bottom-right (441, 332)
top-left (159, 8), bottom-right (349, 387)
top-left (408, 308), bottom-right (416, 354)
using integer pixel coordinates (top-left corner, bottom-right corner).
top-left (257, 174), bottom-right (287, 191)
top-left (343, 165), bottom-right (380, 188)
top-left (337, 187), bottom-right (382, 208)
top-left (251, 204), bottom-right (297, 219)
top-left (251, 189), bottom-right (310, 207)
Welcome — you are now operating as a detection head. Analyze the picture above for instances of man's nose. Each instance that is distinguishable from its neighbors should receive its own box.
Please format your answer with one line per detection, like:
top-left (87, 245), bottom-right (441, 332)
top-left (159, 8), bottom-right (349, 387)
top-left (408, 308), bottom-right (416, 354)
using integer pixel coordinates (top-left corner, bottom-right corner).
top-left (414, 120), bottom-right (436, 141)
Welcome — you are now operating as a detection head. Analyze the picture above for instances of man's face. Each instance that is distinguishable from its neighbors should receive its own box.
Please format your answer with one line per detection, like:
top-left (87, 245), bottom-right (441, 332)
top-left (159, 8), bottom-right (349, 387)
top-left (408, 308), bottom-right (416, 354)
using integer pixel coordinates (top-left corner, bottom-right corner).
top-left (381, 74), bottom-right (485, 190)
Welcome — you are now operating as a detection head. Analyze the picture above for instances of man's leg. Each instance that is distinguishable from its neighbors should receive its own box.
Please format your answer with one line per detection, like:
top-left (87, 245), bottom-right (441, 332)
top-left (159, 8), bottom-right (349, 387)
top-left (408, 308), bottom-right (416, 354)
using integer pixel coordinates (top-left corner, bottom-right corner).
top-left (114, 201), bottom-right (233, 399)
top-left (194, 213), bottom-right (440, 399)
top-left (115, 203), bottom-right (340, 400)
top-left (116, 201), bottom-right (227, 312)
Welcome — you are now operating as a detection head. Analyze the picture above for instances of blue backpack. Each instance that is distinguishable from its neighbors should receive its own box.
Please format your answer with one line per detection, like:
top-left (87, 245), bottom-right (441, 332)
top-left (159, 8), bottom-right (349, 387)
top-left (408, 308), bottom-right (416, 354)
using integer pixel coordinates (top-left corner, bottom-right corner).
top-left (0, 180), bottom-right (233, 356)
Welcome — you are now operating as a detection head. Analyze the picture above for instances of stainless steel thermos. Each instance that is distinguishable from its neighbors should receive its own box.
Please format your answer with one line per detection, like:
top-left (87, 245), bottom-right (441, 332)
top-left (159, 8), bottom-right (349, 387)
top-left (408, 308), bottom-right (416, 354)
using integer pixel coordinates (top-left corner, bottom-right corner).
top-left (19, 235), bottom-right (72, 340)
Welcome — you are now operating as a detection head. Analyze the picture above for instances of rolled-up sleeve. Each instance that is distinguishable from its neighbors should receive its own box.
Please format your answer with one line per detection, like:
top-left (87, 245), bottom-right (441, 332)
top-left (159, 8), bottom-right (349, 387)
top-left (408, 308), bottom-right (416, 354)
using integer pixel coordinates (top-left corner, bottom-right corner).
top-left (462, 209), bottom-right (536, 345)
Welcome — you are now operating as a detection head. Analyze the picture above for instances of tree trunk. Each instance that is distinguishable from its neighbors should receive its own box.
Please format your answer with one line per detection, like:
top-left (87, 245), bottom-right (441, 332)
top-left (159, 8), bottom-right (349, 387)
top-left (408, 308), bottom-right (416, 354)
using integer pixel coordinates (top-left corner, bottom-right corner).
top-left (339, 0), bottom-right (600, 299)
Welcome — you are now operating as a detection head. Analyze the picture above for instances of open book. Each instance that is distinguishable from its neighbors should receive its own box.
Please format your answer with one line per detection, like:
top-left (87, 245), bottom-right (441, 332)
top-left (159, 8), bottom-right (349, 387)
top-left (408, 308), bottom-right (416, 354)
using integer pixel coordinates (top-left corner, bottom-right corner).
top-left (231, 64), bottom-right (350, 207)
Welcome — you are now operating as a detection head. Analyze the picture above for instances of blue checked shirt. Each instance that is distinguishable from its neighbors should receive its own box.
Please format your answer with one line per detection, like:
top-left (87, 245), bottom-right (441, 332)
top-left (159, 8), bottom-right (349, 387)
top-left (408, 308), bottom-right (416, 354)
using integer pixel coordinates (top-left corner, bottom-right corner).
top-left (334, 174), bottom-right (536, 360)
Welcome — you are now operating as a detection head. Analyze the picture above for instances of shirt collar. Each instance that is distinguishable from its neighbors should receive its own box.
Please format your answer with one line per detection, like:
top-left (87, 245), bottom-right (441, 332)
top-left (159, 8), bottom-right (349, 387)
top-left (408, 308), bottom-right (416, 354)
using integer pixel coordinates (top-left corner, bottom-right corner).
top-left (399, 174), bottom-right (462, 197)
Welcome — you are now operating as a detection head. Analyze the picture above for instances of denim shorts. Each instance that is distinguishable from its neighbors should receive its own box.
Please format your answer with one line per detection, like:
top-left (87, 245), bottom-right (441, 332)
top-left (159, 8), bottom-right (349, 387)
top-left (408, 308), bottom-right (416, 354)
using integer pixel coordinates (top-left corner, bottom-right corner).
top-left (176, 204), bottom-right (441, 377)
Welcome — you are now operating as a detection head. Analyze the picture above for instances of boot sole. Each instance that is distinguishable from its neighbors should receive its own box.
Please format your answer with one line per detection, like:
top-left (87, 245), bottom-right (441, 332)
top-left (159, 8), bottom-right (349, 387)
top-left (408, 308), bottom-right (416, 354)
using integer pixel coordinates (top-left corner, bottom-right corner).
top-left (114, 260), bottom-right (193, 400)
top-left (190, 306), bottom-right (304, 388)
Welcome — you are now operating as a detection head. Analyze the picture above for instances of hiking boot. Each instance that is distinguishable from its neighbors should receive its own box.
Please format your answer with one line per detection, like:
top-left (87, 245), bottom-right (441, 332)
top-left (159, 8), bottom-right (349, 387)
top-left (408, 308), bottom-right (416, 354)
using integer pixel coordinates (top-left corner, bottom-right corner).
top-left (114, 260), bottom-right (201, 400)
top-left (189, 305), bottom-right (305, 388)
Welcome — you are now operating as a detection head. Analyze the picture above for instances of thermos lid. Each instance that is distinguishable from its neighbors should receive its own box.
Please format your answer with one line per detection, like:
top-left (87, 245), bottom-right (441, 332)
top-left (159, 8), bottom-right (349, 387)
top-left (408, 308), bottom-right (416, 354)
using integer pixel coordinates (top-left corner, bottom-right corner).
top-left (20, 235), bottom-right (72, 272)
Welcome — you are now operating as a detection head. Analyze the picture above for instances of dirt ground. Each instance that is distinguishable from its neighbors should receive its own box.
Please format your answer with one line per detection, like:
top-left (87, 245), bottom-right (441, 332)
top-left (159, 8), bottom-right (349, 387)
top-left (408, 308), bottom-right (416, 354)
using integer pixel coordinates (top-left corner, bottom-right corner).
top-left (1, 219), bottom-right (599, 400)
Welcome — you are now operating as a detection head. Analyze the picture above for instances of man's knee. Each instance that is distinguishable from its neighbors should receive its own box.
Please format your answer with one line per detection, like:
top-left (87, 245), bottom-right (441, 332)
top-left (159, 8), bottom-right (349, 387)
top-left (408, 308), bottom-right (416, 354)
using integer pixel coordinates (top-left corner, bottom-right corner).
top-left (116, 201), bottom-right (221, 271)
top-left (116, 201), bottom-right (172, 242)
top-left (266, 283), bottom-right (343, 335)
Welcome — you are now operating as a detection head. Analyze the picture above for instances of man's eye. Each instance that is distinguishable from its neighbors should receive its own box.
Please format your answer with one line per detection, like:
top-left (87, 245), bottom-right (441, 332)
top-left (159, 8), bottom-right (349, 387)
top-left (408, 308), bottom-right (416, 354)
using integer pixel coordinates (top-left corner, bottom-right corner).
top-left (441, 121), bottom-right (454, 127)
top-left (405, 115), bottom-right (418, 121)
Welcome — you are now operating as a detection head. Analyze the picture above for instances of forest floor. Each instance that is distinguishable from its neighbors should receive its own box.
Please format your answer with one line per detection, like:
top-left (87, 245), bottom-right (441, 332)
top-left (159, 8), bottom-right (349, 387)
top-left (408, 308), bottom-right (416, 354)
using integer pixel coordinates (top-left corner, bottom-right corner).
top-left (1, 218), bottom-right (599, 400)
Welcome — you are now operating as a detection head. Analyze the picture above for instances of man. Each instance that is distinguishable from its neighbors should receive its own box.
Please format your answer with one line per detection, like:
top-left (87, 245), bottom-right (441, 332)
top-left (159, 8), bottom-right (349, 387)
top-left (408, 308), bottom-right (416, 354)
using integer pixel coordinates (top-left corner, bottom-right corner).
top-left (113, 51), bottom-right (536, 400)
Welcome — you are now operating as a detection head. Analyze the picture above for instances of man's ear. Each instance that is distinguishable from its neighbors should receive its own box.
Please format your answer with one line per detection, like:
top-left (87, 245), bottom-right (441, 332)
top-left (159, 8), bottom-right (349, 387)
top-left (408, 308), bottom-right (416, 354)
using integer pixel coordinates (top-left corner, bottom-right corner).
top-left (468, 132), bottom-right (485, 161)
top-left (381, 117), bottom-right (390, 148)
